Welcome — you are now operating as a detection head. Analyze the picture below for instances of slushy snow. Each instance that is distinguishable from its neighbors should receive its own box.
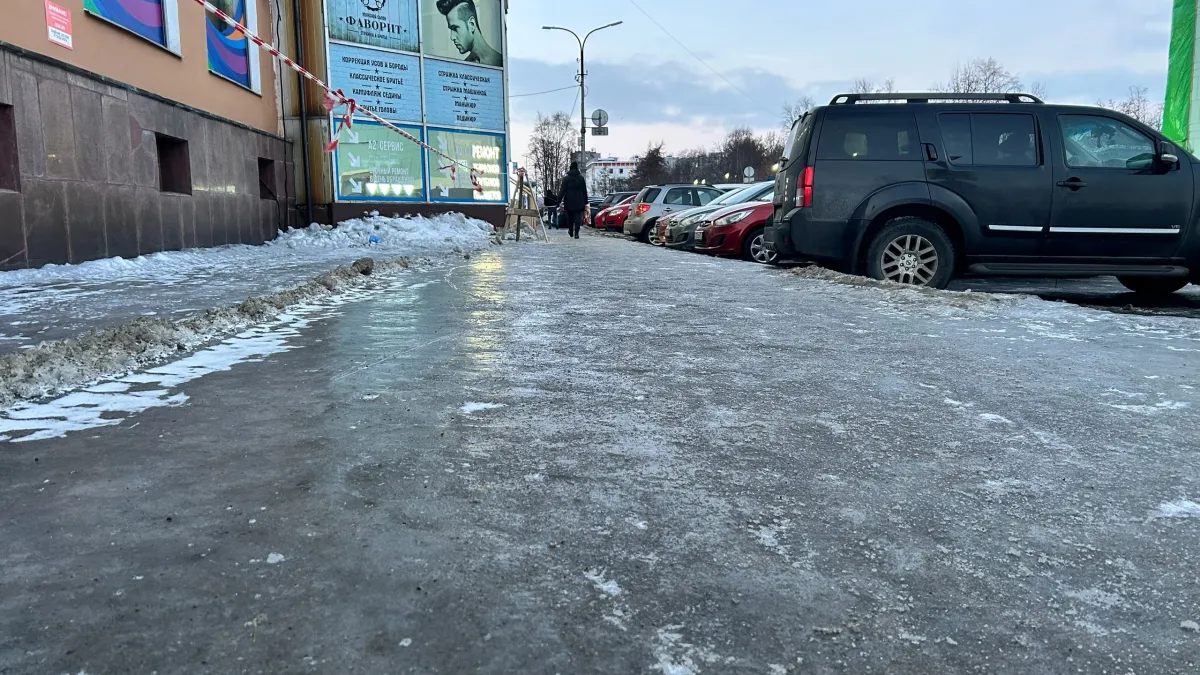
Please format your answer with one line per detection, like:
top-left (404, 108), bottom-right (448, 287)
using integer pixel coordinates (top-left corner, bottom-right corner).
top-left (0, 212), bottom-right (494, 352)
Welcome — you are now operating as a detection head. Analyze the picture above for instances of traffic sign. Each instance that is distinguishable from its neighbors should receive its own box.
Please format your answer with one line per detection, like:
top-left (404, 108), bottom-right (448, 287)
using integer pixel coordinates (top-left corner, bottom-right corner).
top-left (591, 109), bottom-right (609, 128)
top-left (591, 126), bottom-right (609, 136)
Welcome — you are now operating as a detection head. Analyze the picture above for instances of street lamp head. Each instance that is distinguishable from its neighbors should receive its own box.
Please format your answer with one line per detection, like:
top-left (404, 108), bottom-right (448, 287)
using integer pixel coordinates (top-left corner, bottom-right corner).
top-left (604, 21), bottom-right (624, 29)
top-left (542, 25), bottom-right (558, 30)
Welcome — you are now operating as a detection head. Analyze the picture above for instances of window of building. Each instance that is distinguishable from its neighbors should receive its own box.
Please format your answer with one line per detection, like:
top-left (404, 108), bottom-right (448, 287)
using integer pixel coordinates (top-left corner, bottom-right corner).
top-left (258, 158), bottom-right (276, 199)
top-left (1059, 115), bottom-right (1156, 170)
top-left (156, 134), bottom-right (192, 195)
top-left (0, 105), bottom-right (18, 192)
top-left (83, 0), bottom-right (183, 54)
top-left (816, 110), bottom-right (921, 161)
top-left (971, 113), bottom-right (1038, 167)
top-left (206, 0), bottom-right (260, 93)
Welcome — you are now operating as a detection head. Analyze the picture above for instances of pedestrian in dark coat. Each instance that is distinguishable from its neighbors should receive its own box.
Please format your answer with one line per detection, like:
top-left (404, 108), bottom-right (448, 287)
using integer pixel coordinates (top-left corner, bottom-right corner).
top-left (543, 188), bottom-right (560, 228)
top-left (558, 162), bottom-right (589, 239)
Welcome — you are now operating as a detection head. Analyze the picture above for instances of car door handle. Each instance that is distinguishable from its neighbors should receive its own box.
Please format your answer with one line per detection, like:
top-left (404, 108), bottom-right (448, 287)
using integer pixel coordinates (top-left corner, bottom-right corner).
top-left (923, 143), bottom-right (938, 161)
top-left (1056, 178), bottom-right (1088, 190)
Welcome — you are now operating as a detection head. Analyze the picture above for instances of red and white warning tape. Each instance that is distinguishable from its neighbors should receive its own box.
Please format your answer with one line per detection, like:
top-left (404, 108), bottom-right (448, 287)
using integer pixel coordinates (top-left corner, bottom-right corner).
top-left (194, 0), bottom-right (493, 194)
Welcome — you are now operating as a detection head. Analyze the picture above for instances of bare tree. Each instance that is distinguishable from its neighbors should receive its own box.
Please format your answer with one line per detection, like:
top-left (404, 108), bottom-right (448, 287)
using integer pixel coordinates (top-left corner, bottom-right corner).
top-left (1100, 86), bottom-right (1164, 129)
top-left (760, 131), bottom-right (786, 167)
top-left (781, 95), bottom-right (816, 129)
top-left (528, 112), bottom-right (575, 195)
top-left (933, 57), bottom-right (1044, 98)
top-left (848, 78), bottom-right (898, 103)
top-left (851, 78), bottom-right (876, 95)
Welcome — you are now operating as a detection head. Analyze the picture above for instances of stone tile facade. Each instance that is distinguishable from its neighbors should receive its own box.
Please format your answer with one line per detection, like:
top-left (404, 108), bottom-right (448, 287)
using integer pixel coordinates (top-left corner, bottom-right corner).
top-left (0, 45), bottom-right (296, 270)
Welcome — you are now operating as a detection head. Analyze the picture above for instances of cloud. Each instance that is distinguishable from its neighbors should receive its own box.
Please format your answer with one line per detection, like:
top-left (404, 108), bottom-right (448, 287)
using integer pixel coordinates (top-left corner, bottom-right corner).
top-left (507, 55), bottom-right (1169, 160)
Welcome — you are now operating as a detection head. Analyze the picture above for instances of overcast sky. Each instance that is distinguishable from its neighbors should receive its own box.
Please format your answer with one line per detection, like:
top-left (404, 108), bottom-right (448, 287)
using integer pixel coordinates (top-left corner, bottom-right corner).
top-left (505, 0), bottom-right (1173, 163)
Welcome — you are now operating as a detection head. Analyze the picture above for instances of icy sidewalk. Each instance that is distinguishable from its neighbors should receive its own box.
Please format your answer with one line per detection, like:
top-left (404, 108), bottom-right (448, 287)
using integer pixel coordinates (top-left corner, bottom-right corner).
top-left (0, 212), bottom-right (494, 353)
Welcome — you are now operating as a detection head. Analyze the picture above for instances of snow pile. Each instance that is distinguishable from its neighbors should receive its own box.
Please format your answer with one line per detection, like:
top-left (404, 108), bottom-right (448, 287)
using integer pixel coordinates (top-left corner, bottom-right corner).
top-left (790, 265), bottom-right (1023, 309)
top-left (0, 212), bottom-right (493, 290)
top-left (274, 212), bottom-right (493, 252)
top-left (0, 257), bottom-right (405, 407)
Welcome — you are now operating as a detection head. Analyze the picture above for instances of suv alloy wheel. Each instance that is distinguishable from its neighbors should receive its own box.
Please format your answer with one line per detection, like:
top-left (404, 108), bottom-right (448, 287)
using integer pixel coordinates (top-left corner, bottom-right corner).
top-left (865, 217), bottom-right (956, 289)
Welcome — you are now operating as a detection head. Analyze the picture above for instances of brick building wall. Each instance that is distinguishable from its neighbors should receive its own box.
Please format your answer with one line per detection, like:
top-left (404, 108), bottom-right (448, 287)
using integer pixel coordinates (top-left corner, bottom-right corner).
top-left (0, 44), bottom-right (293, 270)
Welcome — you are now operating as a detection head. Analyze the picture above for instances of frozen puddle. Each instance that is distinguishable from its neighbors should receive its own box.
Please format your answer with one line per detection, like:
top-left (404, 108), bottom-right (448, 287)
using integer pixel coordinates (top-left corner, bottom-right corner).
top-left (460, 402), bottom-right (506, 413)
top-left (0, 290), bottom-right (373, 443)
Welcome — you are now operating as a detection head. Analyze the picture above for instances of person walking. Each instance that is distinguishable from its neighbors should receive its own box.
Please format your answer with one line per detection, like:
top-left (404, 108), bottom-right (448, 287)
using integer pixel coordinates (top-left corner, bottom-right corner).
top-left (543, 187), bottom-right (560, 229)
top-left (558, 161), bottom-right (588, 239)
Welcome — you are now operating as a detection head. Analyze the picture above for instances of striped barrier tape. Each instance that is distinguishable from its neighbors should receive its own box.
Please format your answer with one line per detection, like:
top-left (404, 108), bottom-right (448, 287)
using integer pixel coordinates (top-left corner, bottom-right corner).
top-left (194, 0), bottom-right (493, 194)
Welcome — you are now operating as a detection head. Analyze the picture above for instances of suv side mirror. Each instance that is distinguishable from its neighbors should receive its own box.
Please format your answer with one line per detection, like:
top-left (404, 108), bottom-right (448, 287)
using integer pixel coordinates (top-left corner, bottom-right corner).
top-left (1159, 141), bottom-right (1179, 167)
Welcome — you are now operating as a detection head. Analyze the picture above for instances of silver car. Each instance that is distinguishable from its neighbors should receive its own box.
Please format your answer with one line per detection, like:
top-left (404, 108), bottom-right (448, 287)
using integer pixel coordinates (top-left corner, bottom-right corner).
top-left (623, 184), bottom-right (725, 243)
top-left (664, 181), bottom-right (775, 251)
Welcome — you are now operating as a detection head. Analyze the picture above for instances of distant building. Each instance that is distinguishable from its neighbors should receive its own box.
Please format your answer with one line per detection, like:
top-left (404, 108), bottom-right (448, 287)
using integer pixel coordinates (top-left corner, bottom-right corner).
top-left (585, 157), bottom-right (636, 193)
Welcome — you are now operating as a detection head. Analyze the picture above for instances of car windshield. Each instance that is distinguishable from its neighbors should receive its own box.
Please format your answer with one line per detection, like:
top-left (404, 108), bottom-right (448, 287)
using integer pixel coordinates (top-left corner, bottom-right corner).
top-left (710, 185), bottom-right (758, 206)
top-left (716, 183), bottom-right (771, 206)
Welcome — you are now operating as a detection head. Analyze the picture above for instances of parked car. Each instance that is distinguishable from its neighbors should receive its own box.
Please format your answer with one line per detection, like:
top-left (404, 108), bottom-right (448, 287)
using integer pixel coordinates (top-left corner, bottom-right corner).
top-left (694, 201), bottom-right (778, 263)
top-left (767, 92), bottom-right (1200, 293)
top-left (591, 191), bottom-right (637, 222)
top-left (662, 181), bottom-right (776, 250)
top-left (624, 184), bottom-right (725, 242)
top-left (594, 195), bottom-right (636, 230)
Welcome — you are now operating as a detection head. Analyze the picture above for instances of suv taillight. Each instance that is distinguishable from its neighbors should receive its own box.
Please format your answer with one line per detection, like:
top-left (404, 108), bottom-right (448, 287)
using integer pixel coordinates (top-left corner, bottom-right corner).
top-left (796, 167), bottom-right (814, 208)
top-left (636, 203), bottom-right (651, 215)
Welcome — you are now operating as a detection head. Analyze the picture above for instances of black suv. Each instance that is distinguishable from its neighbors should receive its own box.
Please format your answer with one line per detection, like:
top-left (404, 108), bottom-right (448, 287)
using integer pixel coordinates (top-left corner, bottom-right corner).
top-left (767, 92), bottom-right (1199, 294)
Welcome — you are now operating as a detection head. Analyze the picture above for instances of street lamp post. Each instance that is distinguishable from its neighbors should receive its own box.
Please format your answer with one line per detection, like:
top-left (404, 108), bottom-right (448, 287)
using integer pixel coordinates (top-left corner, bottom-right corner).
top-left (543, 21), bottom-right (622, 166)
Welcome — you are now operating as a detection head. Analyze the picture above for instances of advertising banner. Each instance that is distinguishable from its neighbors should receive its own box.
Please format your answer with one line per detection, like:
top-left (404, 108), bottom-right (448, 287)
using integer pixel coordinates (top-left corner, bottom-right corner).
top-left (334, 120), bottom-right (426, 201)
top-left (419, 0), bottom-right (504, 68)
top-left (45, 0), bottom-right (73, 50)
top-left (427, 127), bottom-right (506, 203)
top-left (83, 0), bottom-right (166, 46)
top-left (326, 0), bottom-right (419, 53)
top-left (328, 43), bottom-right (421, 123)
top-left (207, 0), bottom-right (252, 89)
top-left (422, 59), bottom-right (505, 131)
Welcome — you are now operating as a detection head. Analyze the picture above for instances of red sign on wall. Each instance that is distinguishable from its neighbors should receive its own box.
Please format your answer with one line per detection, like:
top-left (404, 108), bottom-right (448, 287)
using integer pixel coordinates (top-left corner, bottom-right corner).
top-left (45, 0), bottom-right (73, 50)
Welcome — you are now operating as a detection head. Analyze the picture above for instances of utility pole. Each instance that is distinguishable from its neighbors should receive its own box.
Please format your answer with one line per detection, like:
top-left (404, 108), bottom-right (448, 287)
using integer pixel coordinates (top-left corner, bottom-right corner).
top-left (543, 22), bottom-right (623, 166)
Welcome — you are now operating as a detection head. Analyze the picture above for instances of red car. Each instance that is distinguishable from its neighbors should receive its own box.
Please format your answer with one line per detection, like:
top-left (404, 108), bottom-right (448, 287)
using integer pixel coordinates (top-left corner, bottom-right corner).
top-left (594, 195), bottom-right (636, 230)
top-left (693, 201), bottom-right (777, 264)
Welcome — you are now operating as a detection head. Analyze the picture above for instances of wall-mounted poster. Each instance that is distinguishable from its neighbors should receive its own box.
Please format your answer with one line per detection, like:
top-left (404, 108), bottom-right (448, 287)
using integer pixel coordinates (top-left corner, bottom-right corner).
top-left (83, 0), bottom-right (167, 46)
top-left (206, 0), bottom-right (252, 89)
top-left (427, 127), bottom-right (505, 203)
top-left (334, 120), bottom-right (426, 201)
top-left (328, 43), bottom-right (421, 122)
top-left (420, 0), bottom-right (503, 68)
top-left (423, 59), bottom-right (504, 131)
top-left (326, 0), bottom-right (418, 53)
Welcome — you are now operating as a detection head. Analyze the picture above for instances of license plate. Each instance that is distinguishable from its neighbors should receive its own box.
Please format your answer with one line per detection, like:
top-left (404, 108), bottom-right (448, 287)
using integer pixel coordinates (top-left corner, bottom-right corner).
top-left (694, 230), bottom-right (705, 243)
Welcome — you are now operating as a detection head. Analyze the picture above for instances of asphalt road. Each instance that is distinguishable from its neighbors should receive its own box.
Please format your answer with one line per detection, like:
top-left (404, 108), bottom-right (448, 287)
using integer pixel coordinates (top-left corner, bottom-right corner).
top-left (3, 231), bottom-right (1199, 674)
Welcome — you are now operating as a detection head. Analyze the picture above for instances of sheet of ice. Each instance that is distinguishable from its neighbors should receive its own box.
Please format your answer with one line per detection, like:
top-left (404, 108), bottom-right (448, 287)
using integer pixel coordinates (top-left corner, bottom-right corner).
top-left (460, 402), bottom-right (506, 413)
top-left (584, 569), bottom-right (622, 597)
top-left (0, 212), bottom-right (493, 352)
top-left (1152, 500), bottom-right (1200, 518)
top-left (0, 289), bottom-right (368, 443)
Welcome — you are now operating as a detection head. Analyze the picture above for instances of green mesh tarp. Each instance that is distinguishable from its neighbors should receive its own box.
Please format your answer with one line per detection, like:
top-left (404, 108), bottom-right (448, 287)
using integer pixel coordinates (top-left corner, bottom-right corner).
top-left (1164, 0), bottom-right (1199, 148)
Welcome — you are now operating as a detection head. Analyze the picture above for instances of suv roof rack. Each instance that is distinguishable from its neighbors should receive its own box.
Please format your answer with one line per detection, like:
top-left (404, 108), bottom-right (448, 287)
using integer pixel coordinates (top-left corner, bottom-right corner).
top-left (829, 92), bottom-right (1044, 105)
